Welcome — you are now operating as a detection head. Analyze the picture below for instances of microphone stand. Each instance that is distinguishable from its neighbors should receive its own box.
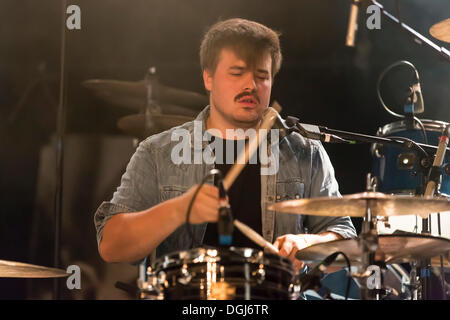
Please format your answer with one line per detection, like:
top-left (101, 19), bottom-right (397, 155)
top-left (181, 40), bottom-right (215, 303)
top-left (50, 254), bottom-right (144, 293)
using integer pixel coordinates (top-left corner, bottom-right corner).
top-left (283, 116), bottom-right (449, 155)
top-left (319, 126), bottom-right (450, 155)
top-left (369, 0), bottom-right (450, 62)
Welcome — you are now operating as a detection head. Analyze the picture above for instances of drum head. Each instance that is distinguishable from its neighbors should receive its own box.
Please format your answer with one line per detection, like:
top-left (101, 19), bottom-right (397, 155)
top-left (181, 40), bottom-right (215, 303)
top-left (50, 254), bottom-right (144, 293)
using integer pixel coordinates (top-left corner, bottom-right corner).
top-left (379, 119), bottom-right (448, 137)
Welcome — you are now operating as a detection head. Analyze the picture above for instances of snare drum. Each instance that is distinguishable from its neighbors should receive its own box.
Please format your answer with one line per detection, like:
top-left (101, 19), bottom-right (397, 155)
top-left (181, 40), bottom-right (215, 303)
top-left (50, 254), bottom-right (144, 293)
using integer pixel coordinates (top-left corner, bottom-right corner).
top-left (144, 247), bottom-right (295, 300)
top-left (372, 119), bottom-right (450, 195)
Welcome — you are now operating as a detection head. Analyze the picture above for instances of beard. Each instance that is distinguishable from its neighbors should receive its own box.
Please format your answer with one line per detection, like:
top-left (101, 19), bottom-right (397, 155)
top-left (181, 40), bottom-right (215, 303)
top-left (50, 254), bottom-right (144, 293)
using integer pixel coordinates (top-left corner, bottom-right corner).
top-left (211, 99), bottom-right (263, 129)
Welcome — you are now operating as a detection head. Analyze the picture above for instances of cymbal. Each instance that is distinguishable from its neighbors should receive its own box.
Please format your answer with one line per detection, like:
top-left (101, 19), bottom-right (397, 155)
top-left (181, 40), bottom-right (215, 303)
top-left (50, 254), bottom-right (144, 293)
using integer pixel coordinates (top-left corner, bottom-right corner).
top-left (430, 18), bottom-right (450, 43)
top-left (431, 255), bottom-right (450, 268)
top-left (82, 79), bottom-right (208, 110)
top-left (268, 192), bottom-right (450, 218)
top-left (295, 234), bottom-right (450, 266)
top-left (117, 113), bottom-right (193, 138)
top-left (0, 260), bottom-right (68, 278)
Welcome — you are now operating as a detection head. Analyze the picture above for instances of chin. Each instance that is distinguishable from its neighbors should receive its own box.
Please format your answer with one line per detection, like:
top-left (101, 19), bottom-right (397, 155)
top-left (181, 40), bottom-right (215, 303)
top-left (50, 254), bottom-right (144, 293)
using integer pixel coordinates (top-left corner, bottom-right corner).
top-left (232, 113), bottom-right (260, 127)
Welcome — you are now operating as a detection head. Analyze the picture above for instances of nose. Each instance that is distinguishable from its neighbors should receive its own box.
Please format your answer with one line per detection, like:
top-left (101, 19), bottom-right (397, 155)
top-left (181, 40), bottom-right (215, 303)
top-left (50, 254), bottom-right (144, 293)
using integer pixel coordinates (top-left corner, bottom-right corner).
top-left (242, 72), bottom-right (257, 92)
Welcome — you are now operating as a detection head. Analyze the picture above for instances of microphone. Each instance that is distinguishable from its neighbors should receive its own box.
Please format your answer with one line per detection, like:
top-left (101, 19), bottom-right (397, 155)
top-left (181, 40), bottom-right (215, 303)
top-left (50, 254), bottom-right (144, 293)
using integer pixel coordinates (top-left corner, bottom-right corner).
top-left (268, 107), bottom-right (351, 144)
top-left (424, 124), bottom-right (450, 198)
top-left (297, 252), bottom-right (341, 293)
top-left (346, 0), bottom-right (360, 47)
top-left (215, 175), bottom-right (234, 246)
top-left (409, 71), bottom-right (424, 114)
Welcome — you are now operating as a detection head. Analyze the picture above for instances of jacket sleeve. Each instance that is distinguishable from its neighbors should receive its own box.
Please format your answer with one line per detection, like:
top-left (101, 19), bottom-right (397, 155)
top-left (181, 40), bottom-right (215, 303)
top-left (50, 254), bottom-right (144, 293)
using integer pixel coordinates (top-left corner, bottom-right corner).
top-left (304, 142), bottom-right (357, 239)
top-left (93, 138), bottom-right (159, 249)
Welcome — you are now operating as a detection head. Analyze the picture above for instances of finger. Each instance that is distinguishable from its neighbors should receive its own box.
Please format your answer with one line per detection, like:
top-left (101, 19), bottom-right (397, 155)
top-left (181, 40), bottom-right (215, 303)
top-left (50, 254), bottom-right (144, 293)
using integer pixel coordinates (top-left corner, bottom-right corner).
top-left (288, 244), bottom-right (299, 261)
top-left (196, 203), bottom-right (219, 222)
top-left (293, 260), bottom-right (305, 271)
top-left (199, 184), bottom-right (219, 197)
top-left (195, 193), bottom-right (219, 207)
top-left (279, 239), bottom-right (293, 257)
top-left (273, 237), bottom-right (284, 251)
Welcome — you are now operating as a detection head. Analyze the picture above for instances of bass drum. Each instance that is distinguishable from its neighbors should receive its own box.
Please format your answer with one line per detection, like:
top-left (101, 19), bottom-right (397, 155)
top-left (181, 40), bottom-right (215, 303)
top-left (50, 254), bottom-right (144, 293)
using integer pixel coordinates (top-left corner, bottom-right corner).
top-left (371, 119), bottom-right (450, 235)
top-left (144, 247), bottom-right (296, 300)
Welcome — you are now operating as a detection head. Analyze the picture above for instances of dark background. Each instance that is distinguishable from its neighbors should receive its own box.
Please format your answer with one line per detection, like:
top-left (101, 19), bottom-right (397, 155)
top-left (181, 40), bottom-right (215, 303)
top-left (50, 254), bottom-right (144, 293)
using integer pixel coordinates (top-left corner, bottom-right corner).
top-left (0, 0), bottom-right (448, 299)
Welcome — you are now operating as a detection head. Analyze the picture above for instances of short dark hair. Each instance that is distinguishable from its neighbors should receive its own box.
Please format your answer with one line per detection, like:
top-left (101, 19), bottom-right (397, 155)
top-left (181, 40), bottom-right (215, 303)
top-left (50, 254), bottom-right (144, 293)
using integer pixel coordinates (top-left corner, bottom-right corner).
top-left (200, 18), bottom-right (282, 78)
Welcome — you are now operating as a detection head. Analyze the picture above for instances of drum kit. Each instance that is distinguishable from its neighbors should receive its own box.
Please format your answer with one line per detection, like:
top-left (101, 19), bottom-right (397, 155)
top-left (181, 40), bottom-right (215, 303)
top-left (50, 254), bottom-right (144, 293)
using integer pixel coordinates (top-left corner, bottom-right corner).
top-left (1, 14), bottom-right (449, 301)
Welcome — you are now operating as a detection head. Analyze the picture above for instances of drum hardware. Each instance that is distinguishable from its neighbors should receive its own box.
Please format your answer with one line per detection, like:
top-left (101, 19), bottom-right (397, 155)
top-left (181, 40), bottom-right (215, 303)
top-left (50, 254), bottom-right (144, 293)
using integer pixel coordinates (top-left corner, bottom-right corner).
top-left (252, 265), bottom-right (266, 285)
top-left (295, 234), bottom-right (450, 300)
top-left (296, 251), bottom-right (353, 300)
top-left (419, 124), bottom-right (450, 299)
top-left (177, 264), bottom-right (192, 285)
top-left (270, 121), bottom-right (450, 299)
top-left (368, 1), bottom-right (450, 61)
top-left (284, 174), bottom-right (450, 300)
top-left (135, 266), bottom-right (164, 300)
top-left (365, 13), bottom-right (449, 300)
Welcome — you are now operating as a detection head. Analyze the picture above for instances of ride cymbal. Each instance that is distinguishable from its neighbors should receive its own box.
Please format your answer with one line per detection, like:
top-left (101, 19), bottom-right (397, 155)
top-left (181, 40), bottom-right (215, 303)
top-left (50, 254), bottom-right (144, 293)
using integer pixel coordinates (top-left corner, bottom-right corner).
top-left (430, 18), bottom-right (450, 43)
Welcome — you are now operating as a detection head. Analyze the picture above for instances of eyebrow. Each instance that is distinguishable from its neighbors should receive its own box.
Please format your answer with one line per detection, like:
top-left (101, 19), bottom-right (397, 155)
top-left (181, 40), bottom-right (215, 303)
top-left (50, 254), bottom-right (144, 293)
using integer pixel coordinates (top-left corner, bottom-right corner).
top-left (228, 66), bottom-right (269, 74)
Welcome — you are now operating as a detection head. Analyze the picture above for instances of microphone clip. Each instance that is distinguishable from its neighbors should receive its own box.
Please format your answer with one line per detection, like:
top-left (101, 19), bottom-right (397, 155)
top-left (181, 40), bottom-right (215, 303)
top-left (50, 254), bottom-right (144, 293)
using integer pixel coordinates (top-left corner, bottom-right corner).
top-left (213, 170), bottom-right (234, 246)
top-left (286, 116), bottom-right (352, 144)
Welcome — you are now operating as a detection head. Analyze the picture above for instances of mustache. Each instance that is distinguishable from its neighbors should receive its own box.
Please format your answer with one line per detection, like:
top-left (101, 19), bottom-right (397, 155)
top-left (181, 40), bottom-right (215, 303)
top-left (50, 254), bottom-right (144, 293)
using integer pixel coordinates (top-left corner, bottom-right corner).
top-left (234, 91), bottom-right (260, 103)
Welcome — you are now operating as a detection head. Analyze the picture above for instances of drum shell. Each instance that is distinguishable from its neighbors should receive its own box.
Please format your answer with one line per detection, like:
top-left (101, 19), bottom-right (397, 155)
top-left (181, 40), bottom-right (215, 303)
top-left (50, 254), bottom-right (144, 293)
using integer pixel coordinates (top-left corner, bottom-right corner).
top-left (372, 120), bottom-right (450, 195)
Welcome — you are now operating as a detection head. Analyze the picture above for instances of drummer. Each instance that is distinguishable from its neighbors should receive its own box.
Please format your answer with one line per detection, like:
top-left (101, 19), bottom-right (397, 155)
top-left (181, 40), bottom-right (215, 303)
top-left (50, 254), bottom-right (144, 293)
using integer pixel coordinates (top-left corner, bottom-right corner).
top-left (94, 18), bottom-right (356, 270)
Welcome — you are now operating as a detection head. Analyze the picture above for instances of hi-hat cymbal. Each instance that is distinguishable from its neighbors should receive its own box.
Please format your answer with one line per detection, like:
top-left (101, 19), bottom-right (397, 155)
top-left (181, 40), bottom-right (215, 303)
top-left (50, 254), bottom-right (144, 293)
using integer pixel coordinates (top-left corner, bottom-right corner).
top-left (117, 113), bottom-right (193, 138)
top-left (0, 260), bottom-right (68, 278)
top-left (268, 192), bottom-right (450, 218)
top-left (82, 79), bottom-right (208, 111)
top-left (295, 234), bottom-right (450, 266)
top-left (430, 18), bottom-right (450, 43)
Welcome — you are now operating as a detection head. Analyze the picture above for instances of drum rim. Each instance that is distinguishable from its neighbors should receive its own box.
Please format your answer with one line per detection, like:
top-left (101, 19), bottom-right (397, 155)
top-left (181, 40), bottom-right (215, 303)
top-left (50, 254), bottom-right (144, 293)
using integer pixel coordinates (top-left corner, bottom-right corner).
top-left (378, 119), bottom-right (449, 136)
top-left (152, 246), bottom-right (293, 271)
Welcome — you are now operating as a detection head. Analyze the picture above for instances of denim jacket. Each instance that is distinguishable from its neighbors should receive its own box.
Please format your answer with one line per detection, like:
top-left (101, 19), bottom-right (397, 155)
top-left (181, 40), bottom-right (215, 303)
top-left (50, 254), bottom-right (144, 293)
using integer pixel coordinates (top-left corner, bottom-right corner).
top-left (94, 106), bottom-right (356, 259)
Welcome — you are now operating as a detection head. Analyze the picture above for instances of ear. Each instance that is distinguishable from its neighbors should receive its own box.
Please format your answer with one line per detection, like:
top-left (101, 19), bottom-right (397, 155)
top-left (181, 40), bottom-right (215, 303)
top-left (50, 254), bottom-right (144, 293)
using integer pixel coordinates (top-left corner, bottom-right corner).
top-left (203, 69), bottom-right (213, 92)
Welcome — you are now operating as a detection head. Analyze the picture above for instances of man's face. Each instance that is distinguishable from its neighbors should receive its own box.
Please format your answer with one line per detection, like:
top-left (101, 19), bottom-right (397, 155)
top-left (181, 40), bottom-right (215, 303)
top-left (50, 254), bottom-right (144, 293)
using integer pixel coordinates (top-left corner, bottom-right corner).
top-left (203, 48), bottom-right (273, 128)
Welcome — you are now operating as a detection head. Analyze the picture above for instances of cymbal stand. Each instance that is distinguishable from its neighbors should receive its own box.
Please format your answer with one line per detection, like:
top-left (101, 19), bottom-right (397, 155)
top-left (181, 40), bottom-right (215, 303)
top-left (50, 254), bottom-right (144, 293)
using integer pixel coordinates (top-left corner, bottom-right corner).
top-left (419, 124), bottom-right (450, 299)
top-left (143, 66), bottom-right (160, 138)
top-left (353, 174), bottom-right (380, 300)
top-left (406, 260), bottom-right (420, 300)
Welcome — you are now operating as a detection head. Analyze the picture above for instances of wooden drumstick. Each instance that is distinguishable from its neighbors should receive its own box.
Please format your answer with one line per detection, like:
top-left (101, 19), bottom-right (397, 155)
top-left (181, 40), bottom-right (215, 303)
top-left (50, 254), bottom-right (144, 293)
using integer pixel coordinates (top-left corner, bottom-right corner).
top-left (234, 219), bottom-right (279, 254)
top-left (222, 102), bottom-right (281, 190)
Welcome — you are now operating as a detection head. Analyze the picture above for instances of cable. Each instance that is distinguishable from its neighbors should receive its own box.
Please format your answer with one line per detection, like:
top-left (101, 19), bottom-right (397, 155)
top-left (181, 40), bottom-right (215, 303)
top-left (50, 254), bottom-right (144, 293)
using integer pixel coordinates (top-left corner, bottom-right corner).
top-left (334, 252), bottom-right (352, 300)
top-left (376, 60), bottom-right (420, 118)
top-left (185, 169), bottom-right (223, 247)
top-left (388, 135), bottom-right (429, 158)
top-left (413, 116), bottom-right (429, 145)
